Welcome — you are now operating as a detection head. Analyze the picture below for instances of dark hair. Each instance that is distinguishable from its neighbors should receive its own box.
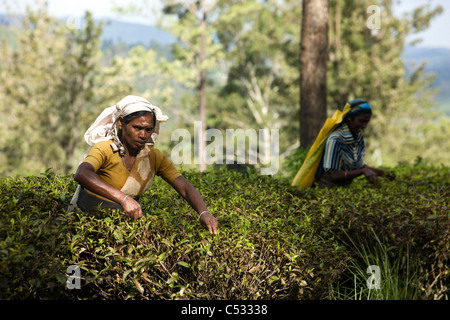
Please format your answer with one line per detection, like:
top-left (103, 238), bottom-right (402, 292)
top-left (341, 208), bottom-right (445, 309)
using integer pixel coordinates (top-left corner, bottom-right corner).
top-left (122, 110), bottom-right (156, 126)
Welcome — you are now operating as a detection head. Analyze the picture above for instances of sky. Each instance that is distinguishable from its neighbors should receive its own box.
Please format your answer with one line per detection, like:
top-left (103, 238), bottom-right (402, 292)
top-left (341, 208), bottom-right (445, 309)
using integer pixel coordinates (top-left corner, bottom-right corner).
top-left (2, 0), bottom-right (450, 49)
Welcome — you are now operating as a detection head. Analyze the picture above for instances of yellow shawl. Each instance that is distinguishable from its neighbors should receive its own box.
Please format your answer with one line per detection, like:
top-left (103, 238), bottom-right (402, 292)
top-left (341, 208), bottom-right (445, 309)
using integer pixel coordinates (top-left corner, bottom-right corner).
top-left (292, 103), bottom-right (352, 188)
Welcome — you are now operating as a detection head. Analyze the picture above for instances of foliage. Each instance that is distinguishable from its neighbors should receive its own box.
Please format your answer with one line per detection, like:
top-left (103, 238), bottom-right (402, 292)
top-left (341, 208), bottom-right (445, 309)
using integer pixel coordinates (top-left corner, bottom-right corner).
top-left (0, 3), bottom-right (133, 176)
top-left (280, 147), bottom-right (309, 180)
top-left (1, 0), bottom-right (450, 177)
top-left (0, 170), bottom-right (76, 298)
top-left (1, 165), bottom-right (448, 300)
top-left (214, 0), bottom-right (300, 154)
top-left (308, 164), bottom-right (449, 300)
top-left (330, 229), bottom-right (420, 300)
top-left (327, 0), bottom-right (449, 167)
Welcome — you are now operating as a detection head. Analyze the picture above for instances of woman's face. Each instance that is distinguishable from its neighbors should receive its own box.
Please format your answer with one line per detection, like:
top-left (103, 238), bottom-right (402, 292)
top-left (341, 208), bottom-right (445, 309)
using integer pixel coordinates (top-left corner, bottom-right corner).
top-left (347, 113), bottom-right (371, 136)
top-left (119, 114), bottom-right (154, 152)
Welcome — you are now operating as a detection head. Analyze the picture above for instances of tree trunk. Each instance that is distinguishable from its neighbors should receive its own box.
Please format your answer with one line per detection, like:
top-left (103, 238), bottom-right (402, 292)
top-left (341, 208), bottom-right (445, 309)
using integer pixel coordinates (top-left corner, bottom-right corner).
top-left (198, 11), bottom-right (207, 171)
top-left (299, 0), bottom-right (329, 148)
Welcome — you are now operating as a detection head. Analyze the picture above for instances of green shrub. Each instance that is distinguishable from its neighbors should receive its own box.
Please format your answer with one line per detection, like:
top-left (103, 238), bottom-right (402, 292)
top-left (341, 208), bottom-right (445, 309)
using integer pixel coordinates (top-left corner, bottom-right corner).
top-left (0, 165), bottom-right (448, 300)
top-left (308, 164), bottom-right (449, 300)
top-left (64, 169), bottom-right (348, 300)
top-left (329, 229), bottom-right (420, 300)
top-left (0, 170), bottom-right (76, 299)
top-left (281, 147), bottom-right (309, 180)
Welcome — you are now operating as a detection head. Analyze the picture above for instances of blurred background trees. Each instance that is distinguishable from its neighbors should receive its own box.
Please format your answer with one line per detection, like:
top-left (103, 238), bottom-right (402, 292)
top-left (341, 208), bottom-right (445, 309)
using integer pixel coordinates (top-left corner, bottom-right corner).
top-left (0, 0), bottom-right (448, 178)
top-left (0, 4), bottom-right (132, 175)
top-left (326, 0), bottom-right (445, 166)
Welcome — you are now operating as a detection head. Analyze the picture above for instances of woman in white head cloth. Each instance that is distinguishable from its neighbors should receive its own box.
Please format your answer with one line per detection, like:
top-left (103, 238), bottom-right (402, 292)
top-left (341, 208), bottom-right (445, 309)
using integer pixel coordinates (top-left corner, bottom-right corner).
top-left (71, 95), bottom-right (218, 234)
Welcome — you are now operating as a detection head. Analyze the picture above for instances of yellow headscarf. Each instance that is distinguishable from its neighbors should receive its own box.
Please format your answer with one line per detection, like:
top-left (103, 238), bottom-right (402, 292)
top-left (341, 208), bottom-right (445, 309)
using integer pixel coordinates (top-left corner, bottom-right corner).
top-left (292, 102), bottom-right (352, 188)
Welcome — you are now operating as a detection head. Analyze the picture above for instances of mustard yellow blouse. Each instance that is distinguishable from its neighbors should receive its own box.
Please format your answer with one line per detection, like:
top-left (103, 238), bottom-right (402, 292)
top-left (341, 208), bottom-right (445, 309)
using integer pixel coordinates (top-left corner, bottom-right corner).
top-left (83, 140), bottom-right (181, 198)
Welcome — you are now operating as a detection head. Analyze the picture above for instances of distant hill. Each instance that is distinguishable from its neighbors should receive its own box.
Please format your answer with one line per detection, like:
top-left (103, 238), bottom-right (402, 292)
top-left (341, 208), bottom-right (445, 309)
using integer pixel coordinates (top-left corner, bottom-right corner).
top-left (403, 46), bottom-right (450, 105)
top-left (97, 18), bottom-right (177, 46)
top-left (0, 13), bottom-right (178, 46)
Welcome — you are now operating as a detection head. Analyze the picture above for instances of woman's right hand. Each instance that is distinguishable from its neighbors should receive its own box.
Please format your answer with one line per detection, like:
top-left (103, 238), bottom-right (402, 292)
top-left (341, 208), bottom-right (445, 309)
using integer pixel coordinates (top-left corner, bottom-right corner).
top-left (121, 196), bottom-right (143, 219)
top-left (199, 212), bottom-right (218, 235)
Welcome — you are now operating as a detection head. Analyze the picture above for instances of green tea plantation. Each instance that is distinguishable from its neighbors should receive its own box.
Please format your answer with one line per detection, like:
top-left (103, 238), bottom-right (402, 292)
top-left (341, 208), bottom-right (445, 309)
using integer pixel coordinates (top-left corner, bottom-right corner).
top-left (0, 164), bottom-right (448, 300)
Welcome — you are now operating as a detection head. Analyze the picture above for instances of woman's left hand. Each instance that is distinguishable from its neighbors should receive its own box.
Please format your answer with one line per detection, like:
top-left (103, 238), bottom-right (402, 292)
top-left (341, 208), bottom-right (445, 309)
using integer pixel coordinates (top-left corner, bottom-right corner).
top-left (382, 170), bottom-right (395, 180)
top-left (199, 212), bottom-right (218, 235)
top-left (365, 166), bottom-right (395, 181)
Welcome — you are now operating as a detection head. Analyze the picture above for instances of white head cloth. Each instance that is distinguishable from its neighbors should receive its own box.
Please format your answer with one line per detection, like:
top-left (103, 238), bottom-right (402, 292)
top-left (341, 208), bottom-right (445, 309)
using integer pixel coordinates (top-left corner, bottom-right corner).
top-left (84, 95), bottom-right (168, 154)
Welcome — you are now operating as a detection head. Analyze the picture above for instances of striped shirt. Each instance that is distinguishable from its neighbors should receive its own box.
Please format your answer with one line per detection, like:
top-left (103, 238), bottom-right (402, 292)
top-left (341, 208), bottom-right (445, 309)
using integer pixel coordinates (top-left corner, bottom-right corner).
top-left (318, 122), bottom-right (365, 174)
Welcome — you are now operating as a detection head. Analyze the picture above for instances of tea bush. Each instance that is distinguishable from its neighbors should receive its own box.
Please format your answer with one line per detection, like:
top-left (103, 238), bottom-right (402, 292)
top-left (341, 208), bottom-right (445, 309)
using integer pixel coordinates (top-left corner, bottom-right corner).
top-left (0, 165), bottom-right (448, 300)
top-left (0, 170), bottom-right (75, 298)
top-left (313, 164), bottom-right (449, 299)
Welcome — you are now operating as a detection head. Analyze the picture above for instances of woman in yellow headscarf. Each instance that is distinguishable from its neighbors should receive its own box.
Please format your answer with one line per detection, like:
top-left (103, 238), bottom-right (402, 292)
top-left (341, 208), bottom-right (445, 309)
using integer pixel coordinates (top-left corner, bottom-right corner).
top-left (292, 99), bottom-right (393, 188)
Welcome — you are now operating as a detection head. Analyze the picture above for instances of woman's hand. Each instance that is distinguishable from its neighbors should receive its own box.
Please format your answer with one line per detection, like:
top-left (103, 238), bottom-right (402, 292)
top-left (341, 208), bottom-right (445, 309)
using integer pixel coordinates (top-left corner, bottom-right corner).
top-left (362, 167), bottom-right (379, 185)
top-left (121, 196), bottom-right (143, 219)
top-left (75, 163), bottom-right (144, 216)
top-left (199, 212), bottom-right (218, 235)
top-left (365, 166), bottom-right (396, 181)
top-left (382, 170), bottom-right (395, 180)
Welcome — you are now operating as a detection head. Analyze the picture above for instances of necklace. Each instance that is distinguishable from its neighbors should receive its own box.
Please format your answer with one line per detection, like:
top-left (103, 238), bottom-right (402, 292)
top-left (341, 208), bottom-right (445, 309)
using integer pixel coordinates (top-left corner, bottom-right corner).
top-left (121, 156), bottom-right (132, 171)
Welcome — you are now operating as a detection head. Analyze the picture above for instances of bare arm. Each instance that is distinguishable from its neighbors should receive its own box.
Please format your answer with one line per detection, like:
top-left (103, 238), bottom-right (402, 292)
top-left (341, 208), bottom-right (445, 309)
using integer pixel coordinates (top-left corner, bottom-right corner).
top-left (329, 165), bottom-right (394, 185)
top-left (329, 166), bottom-right (378, 184)
top-left (74, 162), bottom-right (142, 218)
top-left (170, 176), bottom-right (218, 234)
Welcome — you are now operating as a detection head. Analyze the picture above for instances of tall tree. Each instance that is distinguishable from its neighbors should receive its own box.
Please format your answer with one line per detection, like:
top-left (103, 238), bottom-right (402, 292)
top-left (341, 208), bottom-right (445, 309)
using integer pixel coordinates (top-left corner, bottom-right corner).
top-left (215, 0), bottom-right (301, 159)
top-left (160, 0), bottom-right (222, 171)
top-left (299, 0), bottom-right (329, 149)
